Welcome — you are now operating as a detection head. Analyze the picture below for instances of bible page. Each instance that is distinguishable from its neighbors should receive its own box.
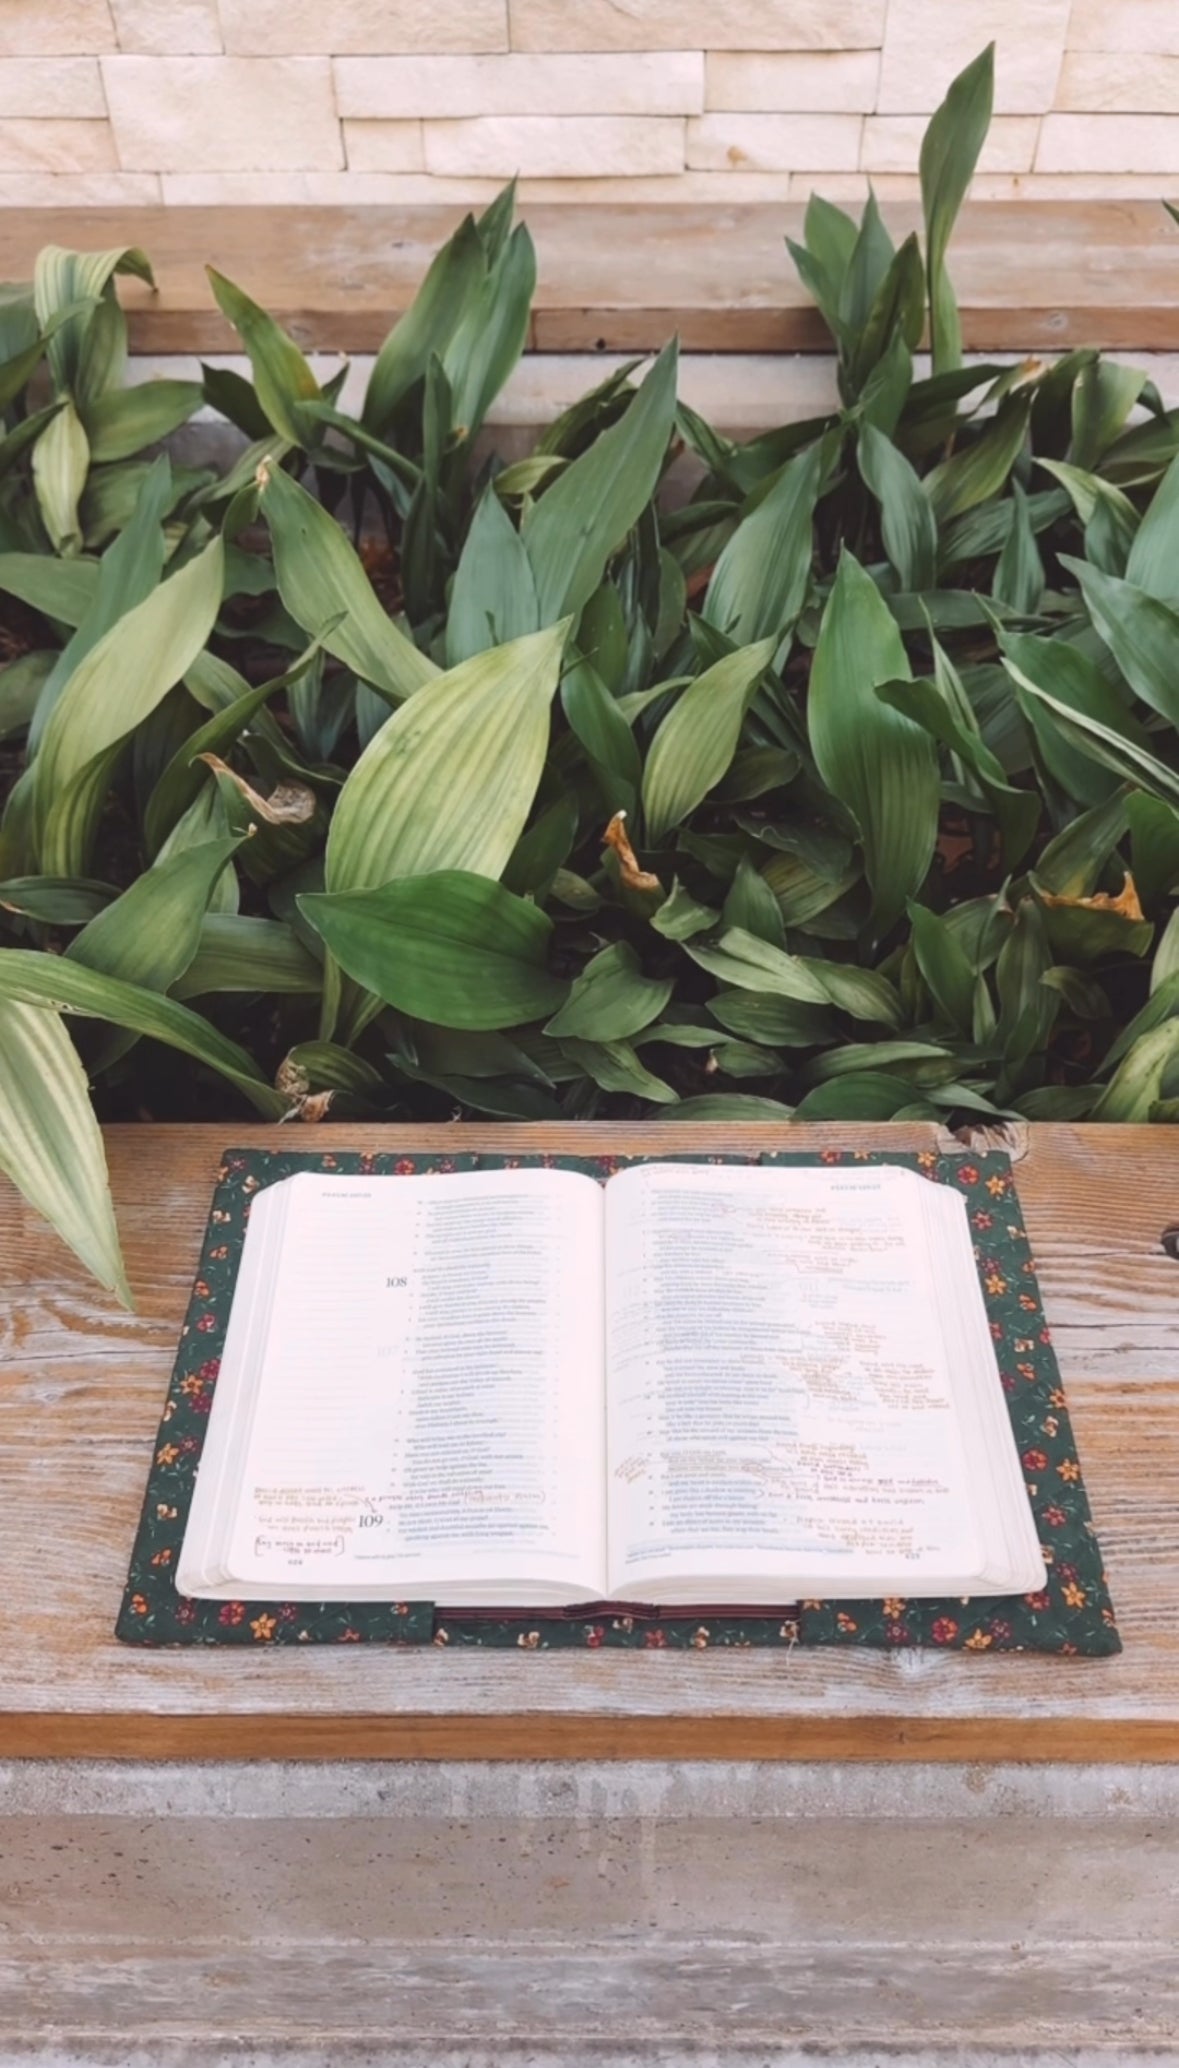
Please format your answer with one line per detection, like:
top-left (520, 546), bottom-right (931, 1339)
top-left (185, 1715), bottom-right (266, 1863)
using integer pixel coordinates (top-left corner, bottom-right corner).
top-left (181, 1168), bottom-right (607, 1604)
top-left (603, 1162), bottom-right (998, 1602)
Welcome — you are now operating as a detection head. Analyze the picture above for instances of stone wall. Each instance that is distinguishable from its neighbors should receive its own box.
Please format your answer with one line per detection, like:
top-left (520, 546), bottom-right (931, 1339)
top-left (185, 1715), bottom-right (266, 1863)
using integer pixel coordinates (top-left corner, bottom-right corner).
top-left (3, 0), bottom-right (1178, 207)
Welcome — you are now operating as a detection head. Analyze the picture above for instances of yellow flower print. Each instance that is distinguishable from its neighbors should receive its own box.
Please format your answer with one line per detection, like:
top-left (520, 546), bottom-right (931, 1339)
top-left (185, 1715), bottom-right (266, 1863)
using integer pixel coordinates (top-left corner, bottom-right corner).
top-left (156, 1443), bottom-right (179, 1465)
top-left (882, 1597), bottom-right (907, 1619)
top-left (250, 1614), bottom-right (277, 1641)
top-left (985, 1271), bottom-right (1008, 1296)
top-left (964, 1629), bottom-right (993, 1650)
top-left (1062, 1581), bottom-right (1086, 1609)
top-left (986, 1175), bottom-right (1009, 1197)
top-left (1057, 1458), bottom-right (1081, 1482)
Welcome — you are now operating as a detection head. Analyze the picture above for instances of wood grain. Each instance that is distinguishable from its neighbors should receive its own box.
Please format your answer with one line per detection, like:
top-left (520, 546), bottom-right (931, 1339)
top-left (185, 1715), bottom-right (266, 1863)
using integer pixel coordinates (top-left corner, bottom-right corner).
top-left (2, 1122), bottom-right (1178, 1762)
top-left (3, 203), bottom-right (1178, 355)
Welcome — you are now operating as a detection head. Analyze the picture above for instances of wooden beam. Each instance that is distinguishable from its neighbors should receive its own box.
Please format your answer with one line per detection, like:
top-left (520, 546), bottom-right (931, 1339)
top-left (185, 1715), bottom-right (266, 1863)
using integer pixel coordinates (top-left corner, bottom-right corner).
top-left (4, 202), bottom-right (1178, 355)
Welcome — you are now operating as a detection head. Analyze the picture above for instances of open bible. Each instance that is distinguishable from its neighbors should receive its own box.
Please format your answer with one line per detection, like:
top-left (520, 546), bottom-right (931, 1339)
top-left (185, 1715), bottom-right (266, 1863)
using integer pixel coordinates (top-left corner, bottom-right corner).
top-left (176, 1161), bottom-right (1046, 1608)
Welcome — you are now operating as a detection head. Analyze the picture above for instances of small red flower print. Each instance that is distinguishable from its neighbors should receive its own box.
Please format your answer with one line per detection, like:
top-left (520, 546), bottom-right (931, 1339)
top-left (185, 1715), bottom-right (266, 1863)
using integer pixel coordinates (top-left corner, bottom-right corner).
top-left (219, 1602), bottom-right (245, 1626)
top-left (149, 1549), bottom-right (172, 1567)
top-left (989, 1321), bottom-right (1004, 1341)
top-left (957, 1163), bottom-right (980, 1186)
top-left (438, 1158), bottom-right (456, 1173)
top-left (1019, 1293), bottom-right (1037, 1312)
top-left (196, 1314), bottom-right (217, 1334)
top-left (176, 1601), bottom-right (197, 1626)
top-left (394, 1158), bottom-right (415, 1176)
top-left (1016, 1362), bottom-right (1035, 1382)
top-left (194, 1279), bottom-right (211, 1300)
top-left (932, 1617), bottom-right (959, 1643)
top-left (644, 1629), bottom-right (668, 1647)
top-left (885, 1622), bottom-right (911, 1646)
top-left (179, 1437), bottom-right (198, 1454)
top-left (358, 1153), bottom-right (376, 1174)
top-left (989, 1618), bottom-right (1013, 1643)
top-left (1022, 1448), bottom-right (1049, 1473)
top-left (279, 1604), bottom-right (298, 1623)
top-left (209, 1244), bottom-right (229, 1261)
top-left (129, 1593), bottom-right (148, 1616)
top-left (971, 1211), bottom-right (994, 1231)
top-left (585, 1625), bottom-right (605, 1648)
top-left (1042, 1503), bottom-right (1067, 1528)
top-left (340, 1627), bottom-right (362, 1641)
top-left (198, 1359), bottom-right (220, 1382)
top-left (1057, 1458), bottom-right (1081, 1483)
top-left (1049, 1388), bottom-right (1066, 1409)
top-left (1061, 1641), bottom-right (1079, 1656)
top-left (820, 1149), bottom-right (843, 1164)
top-left (1024, 1589), bottom-right (1050, 1611)
top-left (192, 1393), bottom-right (213, 1414)
top-left (835, 1612), bottom-right (857, 1633)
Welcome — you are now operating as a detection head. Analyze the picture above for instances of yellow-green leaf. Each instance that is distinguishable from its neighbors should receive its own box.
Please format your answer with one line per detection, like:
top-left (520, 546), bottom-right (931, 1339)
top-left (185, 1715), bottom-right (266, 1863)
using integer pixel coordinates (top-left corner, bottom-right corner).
top-left (33, 537), bottom-right (225, 874)
top-left (207, 269), bottom-right (323, 447)
top-left (642, 639), bottom-right (776, 845)
top-left (0, 996), bottom-right (130, 1306)
top-left (326, 621), bottom-right (568, 894)
top-left (32, 398), bottom-right (89, 555)
top-left (258, 459), bottom-right (435, 703)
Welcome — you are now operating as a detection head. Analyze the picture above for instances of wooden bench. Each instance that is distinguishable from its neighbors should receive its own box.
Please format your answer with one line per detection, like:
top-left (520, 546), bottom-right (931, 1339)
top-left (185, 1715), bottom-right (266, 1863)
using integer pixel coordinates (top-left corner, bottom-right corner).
top-left (5, 201), bottom-right (1179, 356)
top-left (2, 1120), bottom-right (1177, 2058)
top-left (1, 1119), bottom-right (1175, 1765)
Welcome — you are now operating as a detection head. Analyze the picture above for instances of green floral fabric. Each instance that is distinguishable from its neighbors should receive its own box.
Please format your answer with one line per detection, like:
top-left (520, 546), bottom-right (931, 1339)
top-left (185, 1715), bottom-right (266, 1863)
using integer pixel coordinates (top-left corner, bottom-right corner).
top-left (117, 1146), bottom-right (1119, 1656)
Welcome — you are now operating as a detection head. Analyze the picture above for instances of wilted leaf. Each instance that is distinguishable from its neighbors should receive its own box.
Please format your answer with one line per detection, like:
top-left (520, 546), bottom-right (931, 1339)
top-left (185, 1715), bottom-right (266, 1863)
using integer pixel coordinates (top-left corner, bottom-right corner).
top-left (603, 809), bottom-right (663, 893)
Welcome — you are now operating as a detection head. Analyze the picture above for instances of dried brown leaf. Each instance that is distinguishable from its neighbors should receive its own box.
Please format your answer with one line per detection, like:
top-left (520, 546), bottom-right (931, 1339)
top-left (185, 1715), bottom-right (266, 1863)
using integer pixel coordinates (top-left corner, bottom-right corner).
top-left (603, 810), bottom-right (663, 894)
top-left (1040, 870), bottom-right (1145, 922)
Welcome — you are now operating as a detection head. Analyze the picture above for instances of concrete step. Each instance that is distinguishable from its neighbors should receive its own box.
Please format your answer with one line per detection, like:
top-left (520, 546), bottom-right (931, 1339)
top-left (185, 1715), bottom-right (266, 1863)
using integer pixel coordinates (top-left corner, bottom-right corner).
top-left (2, 1761), bottom-right (1176, 2064)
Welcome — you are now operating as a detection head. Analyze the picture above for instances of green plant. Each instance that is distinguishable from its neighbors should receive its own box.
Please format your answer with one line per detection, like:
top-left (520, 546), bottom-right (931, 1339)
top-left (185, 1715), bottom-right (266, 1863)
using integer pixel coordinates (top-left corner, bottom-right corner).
top-left (5, 48), bottom-right (1179, 1302)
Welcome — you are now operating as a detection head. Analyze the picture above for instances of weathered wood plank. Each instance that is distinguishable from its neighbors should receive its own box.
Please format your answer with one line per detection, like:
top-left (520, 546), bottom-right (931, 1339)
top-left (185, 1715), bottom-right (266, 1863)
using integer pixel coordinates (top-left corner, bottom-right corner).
top-left (3, 203), bottom-right (1178, 355)
top-left (1, 1122), bottom-right (1177, 1760)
